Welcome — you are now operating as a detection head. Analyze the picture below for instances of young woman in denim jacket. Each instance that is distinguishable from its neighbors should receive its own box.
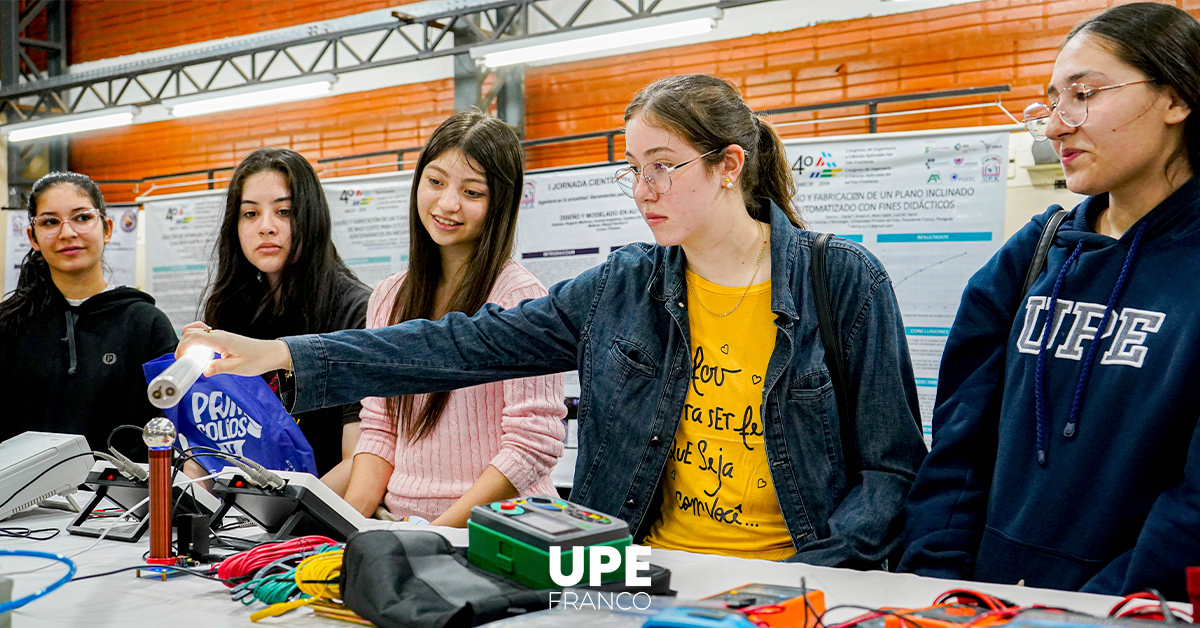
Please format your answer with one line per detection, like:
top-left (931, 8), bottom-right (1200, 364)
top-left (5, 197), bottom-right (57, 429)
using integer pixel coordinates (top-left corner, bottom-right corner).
top-left (179, 74), bottom-right (927, 566)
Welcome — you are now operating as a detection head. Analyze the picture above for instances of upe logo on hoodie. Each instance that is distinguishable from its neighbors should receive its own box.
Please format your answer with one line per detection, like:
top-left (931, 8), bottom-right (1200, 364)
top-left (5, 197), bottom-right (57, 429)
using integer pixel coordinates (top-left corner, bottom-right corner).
top-left (190, 390), bottom-right (263, 456)
top-left (1016, 296), bottom-right (1165, 367)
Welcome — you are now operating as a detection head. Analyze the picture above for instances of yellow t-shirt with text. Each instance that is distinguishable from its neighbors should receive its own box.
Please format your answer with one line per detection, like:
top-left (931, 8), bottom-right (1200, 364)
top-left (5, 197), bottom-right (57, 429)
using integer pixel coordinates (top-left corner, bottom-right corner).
top-left (643, 270), bottom-right (795, 560)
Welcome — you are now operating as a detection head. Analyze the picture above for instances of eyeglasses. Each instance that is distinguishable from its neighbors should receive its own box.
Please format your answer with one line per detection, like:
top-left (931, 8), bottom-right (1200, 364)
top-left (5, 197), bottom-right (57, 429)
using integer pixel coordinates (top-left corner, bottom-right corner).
top-left (1023, 79), bottom-right (1154, 141)
top-left (31, 209), bottom-right (103, 237)
top-left (614, 147), bottom-right (724, 198)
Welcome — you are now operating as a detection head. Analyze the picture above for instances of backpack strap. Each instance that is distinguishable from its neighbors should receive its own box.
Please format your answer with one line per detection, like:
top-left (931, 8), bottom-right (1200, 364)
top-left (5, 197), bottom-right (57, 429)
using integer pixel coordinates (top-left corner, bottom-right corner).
top-left (1022, 206), bottom-right (1070, 297)
top-left (810, 232), bottom-right (860, 479)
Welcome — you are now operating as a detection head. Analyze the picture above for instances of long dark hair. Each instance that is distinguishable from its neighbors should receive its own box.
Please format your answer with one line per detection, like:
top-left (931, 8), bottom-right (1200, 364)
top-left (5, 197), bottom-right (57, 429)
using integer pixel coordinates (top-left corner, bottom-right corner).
top-left (202, 147), bottom-right (361, 337)
top-left (386, 111), bottom-right (524, 443)
top-left (0, 172), bottom-right (109, 333)
top-left (624, 74), bottom-right (801, 227)
top-left (1065, 2), bottom-right (1200, 176)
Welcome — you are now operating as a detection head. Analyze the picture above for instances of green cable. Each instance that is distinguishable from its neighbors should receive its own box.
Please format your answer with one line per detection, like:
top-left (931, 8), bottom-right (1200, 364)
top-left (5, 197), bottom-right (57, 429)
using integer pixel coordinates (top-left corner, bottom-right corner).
top-left (255, 572), bottom-right (305, 605)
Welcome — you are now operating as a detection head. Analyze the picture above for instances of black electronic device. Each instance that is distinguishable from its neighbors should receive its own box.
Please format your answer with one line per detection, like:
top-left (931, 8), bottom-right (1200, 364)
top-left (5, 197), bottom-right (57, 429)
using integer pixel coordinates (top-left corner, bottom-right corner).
top-left (66, 461), bottom-right (220, 543)
top-left (208, 469), bottom-right (367, 548)
top-left (174, 513), bottom-right (211, 559)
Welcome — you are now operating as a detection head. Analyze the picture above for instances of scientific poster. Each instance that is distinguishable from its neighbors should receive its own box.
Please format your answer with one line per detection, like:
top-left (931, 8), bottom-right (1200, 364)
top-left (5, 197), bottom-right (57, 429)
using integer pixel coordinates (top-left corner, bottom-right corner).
top-left (321, 172), bottom-right (412, 290)
top-left (515, 165), bottom-right (652, 289)
top-left (141, 191), bottom-right (225, 333)
top-left (787, 128), bottom-right (1010, 440)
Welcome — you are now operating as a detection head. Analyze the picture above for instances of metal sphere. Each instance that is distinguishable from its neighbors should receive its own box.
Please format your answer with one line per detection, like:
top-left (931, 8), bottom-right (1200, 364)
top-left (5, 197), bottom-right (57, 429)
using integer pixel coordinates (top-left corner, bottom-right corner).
top-left (142, 417), bottom-right (178, 448)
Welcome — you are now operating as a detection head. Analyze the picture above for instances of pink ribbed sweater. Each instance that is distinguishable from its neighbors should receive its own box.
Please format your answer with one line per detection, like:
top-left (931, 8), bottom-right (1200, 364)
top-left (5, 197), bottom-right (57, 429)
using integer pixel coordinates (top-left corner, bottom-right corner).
top-left (353, 261), bottom-right (566, 521)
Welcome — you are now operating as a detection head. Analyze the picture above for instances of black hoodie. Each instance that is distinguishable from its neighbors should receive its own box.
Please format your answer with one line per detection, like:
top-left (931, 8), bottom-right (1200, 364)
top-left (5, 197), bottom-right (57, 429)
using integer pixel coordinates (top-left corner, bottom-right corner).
top-left (0, 286), bottom-right (178, 451)
top-left (902, 178), bottom-right (1200, 599)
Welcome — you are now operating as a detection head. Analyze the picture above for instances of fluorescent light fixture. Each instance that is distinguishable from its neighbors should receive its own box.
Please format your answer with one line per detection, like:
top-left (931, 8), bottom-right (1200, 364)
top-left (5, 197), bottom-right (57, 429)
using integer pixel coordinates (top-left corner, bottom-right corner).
top-left (163, 73), bottom-right (336, 118)
top-left (471, 7), bottom-right (721, 68)
top-left (2, 106), bottom-right (138, 142)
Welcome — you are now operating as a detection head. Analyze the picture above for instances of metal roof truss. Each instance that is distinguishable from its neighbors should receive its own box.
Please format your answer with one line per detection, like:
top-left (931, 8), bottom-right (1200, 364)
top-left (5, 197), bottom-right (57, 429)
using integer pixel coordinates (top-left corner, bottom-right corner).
top-left (0, 0), bottom-right (741, 123)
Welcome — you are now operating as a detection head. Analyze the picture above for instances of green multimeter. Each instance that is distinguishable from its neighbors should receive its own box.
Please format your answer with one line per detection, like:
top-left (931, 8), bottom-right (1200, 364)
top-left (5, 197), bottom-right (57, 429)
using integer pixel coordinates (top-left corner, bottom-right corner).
top-left (467, 495), bottom-right (632, 590)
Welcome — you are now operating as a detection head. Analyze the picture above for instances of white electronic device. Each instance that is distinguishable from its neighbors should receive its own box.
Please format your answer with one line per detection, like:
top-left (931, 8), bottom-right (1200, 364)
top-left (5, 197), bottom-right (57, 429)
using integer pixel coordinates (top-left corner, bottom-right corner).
top-left (209, 468), bottom-right (470, 547)
top-left (66, 460), bottom-right (225, 542)
top-left (0, 432), bottom-right (93, 521)
top-left (210, 467), bottom-right (369, 546)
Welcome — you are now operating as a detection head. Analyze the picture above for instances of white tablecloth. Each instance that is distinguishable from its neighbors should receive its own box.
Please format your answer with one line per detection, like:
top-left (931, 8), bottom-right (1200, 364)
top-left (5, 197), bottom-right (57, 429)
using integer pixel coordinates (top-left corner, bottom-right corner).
top-left (0, 501), bottom-right (1128, 627)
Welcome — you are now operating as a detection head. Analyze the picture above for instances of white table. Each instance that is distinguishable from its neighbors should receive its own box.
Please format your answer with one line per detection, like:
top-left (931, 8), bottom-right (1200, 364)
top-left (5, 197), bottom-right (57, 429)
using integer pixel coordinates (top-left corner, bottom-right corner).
top-left (0, 502), bottom-right (1128, 627)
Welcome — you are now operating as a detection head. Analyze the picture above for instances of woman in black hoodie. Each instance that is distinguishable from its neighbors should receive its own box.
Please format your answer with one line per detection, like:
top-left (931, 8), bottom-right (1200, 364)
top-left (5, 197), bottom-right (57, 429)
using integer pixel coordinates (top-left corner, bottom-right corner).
top-left (0, 172), bottom-right (177, 450)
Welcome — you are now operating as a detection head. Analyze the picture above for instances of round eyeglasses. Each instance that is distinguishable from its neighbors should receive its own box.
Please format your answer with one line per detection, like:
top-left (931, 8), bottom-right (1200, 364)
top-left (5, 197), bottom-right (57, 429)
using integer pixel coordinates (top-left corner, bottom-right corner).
top-left (614, 147), bottom-right (723, 198)
top-left (1023, 79), bottom-right (1153, 141)
top-left (31, 209), bottom-right (103, 238)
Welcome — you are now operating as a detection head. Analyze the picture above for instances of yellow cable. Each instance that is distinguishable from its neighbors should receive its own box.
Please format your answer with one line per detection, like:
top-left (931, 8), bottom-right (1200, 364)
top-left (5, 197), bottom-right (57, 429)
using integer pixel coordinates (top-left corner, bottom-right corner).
top-left (250, 549), bottom-right (344, 623)
top-left (250, 598), bottom-right (313, 622)
top-left (295, 549), bottom-right (342, 600)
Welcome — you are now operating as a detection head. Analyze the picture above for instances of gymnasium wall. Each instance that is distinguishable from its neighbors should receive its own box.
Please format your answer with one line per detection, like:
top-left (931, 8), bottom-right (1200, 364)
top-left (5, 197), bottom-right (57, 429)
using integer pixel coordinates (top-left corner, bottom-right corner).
top-left (64, 0), bottom-right (1197, 203)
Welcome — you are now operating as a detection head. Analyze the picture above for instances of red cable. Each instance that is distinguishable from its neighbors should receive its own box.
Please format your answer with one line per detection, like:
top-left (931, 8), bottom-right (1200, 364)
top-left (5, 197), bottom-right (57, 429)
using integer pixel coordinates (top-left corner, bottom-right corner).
top-left (215, 536), bottom-right (337, 585)
top-left (1109, 591), bottom-right (1192, 623)
top-left (932, 589), bottom-right (1009, 613)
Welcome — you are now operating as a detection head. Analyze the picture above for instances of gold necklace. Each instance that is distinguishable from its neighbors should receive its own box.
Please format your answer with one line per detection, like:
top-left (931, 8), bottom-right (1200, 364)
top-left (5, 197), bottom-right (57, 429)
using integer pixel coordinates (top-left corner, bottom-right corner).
top-left (688, 221), bottom-right (766, 317)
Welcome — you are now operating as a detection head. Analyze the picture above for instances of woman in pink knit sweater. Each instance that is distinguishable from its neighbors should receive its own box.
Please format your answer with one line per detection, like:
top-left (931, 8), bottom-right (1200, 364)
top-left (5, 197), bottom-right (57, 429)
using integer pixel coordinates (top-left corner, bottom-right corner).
top-left (342, 111), bottom-right (566, 527)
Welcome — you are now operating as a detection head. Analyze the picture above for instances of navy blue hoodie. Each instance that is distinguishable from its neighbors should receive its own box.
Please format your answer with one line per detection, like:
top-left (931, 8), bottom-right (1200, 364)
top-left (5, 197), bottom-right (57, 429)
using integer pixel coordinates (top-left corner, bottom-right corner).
top-left (900, 177), bottom-right (1200, 600)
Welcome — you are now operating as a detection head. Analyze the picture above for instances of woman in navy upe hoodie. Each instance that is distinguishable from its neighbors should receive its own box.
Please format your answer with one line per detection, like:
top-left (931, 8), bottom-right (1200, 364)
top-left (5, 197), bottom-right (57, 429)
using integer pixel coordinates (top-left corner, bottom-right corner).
top-left (900, 3), bottom-right (1200, 600)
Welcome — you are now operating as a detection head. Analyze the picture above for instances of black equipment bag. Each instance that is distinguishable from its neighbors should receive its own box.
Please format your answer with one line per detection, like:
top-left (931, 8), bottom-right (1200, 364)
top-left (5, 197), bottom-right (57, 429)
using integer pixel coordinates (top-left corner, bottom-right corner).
top-left (341, 529), bottom-right (673, 628)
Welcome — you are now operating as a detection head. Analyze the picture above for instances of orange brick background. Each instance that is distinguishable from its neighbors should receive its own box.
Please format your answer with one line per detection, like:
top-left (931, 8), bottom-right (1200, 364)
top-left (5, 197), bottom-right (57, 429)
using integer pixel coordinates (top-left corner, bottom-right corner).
top-left (53, 0), bottom-right (1200, 202)
top-left (68, 0), bottom-right (416, 64)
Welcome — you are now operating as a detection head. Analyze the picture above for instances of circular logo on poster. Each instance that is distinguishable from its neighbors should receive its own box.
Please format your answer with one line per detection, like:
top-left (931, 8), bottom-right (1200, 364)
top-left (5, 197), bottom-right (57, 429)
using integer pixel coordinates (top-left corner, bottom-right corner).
top-left (121, 210), bottom-right (138, 232)
top-left (520, 181), bottom-right (536, 209)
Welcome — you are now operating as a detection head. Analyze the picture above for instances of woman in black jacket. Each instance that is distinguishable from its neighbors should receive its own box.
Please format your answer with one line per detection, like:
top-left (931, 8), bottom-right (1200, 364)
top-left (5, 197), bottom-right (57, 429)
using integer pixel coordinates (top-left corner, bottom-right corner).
top-left (200, 148), bottom-right (369, 482)
top-left (0, 172), bottom-right (177, 450)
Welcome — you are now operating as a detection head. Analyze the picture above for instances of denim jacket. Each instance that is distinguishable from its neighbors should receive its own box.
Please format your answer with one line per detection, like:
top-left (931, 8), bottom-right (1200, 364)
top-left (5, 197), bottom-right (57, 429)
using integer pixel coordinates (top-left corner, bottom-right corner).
top-left (285, 200), bottom-right (927, 567)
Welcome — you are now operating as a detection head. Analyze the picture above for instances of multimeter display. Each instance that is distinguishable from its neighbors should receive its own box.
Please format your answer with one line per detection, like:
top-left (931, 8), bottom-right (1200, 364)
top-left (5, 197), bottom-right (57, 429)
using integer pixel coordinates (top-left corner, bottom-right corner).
top-left (516, 509), bottom-right (578, 535)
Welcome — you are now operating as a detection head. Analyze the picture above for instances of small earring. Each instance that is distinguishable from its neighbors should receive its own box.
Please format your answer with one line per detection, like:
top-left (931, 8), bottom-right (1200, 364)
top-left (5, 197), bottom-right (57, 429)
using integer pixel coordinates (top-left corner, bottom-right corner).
top-left (724, 177), bottom-right (735, 189)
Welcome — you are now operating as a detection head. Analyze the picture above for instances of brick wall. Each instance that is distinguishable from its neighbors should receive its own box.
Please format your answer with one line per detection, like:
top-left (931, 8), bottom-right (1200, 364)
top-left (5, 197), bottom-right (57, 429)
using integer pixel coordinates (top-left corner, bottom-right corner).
top-left (66, 0), bottom-right (1200, 202)
top-left (70, 78), bottom-right (455, 201)
top-left (69, 0), bottom-right (413, 63)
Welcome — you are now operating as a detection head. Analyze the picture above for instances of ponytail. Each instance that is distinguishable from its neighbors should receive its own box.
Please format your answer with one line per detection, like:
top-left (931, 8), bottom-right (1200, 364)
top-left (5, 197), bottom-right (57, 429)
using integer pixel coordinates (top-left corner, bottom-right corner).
top-left (0, 249), bottom-right (56, 334)
top-left (752, 116), bottom-right (801, 228)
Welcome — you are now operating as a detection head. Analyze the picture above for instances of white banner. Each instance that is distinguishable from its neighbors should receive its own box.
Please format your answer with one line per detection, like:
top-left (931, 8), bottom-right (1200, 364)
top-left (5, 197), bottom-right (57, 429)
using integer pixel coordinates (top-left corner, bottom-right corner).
top-left (787, 128), bottom-right (1010, 441)
top-left (5, 207), bottom-right (139, 296)
top-left (322, 173), bottom-right (412, 290)
top-left (515, 165), bottom-right (652, 289)
top-left (142, 191), bottom-right (225, 333)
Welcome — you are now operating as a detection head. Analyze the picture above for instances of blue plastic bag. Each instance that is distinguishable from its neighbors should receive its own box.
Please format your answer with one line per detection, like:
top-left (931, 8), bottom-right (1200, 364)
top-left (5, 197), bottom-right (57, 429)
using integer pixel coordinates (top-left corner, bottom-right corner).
top-left (142, 353), bottom-right (317, 475)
